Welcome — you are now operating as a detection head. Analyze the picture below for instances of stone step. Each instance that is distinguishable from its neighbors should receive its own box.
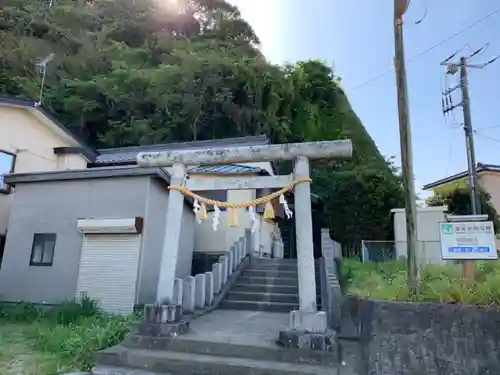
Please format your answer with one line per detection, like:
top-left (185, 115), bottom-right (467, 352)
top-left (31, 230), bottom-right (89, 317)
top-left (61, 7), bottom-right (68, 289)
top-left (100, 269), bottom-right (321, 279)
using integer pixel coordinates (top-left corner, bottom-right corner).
top-left (249, 259), bottom-right (298, 264)
top-left (226, 291), bottom-right (299, 304)
top-left (233, 283), bottom-right (320, 294)
top-left (123, 336), bottom-right (338, 366)
top-left (247, 264), bottom-right (298, 272)
top-left (243, 269), bottom-right (298, 278)
top-left (220, 300), bottom-right (298, 313)
top-left (251, 258), bottom-right (320, 266)
top-left (95, 347), bottom-right (337, 375)
top-left (251, 258), bottom-right (298, 263)
top-left (226, 291), bottom-right (321, 305)
top-left (233, 283), bottom-right (299, 294)
top-left (238, 276), bottom-right (298, 286)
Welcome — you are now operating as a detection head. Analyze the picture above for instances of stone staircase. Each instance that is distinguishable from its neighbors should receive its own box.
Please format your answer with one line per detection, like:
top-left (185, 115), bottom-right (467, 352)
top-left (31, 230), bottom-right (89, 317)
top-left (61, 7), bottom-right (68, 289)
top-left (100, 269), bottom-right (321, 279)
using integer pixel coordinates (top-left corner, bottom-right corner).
top-left (221, 257), bottom-right (321, 313)
top-left (93, 308), bottom-right (342, 375)
top-left (91, 258), bottom-right (350, 375)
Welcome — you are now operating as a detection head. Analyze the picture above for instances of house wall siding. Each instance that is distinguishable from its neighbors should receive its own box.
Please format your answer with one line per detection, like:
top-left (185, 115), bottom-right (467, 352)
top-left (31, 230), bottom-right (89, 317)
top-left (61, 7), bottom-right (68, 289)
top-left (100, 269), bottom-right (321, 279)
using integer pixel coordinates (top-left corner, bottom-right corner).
top-left (0, 176), bottom-right (194, 305)
top-left (478, 174), bottom-right (500, 249)
top-left (0, 106), bottom-right (88, 234)
top-left (480, 174), bottom-right (500, 214)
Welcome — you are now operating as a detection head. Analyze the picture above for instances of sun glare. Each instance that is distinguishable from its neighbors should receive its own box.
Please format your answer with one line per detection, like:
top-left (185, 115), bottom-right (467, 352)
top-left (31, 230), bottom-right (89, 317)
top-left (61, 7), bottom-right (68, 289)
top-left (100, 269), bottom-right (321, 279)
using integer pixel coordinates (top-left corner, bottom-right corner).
top-left (155, 0), bottom-right (184, 12)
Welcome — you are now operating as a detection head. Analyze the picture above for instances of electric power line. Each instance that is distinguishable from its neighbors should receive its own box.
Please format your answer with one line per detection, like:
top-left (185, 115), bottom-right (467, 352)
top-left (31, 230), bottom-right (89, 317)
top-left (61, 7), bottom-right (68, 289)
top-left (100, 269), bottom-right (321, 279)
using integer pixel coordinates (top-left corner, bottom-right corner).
top-left (475, 131), bottom-right (500, 143)
top-left (349, 6), bottom-right (500, 92)
top-left (476, 124), bottom-right (500, 131)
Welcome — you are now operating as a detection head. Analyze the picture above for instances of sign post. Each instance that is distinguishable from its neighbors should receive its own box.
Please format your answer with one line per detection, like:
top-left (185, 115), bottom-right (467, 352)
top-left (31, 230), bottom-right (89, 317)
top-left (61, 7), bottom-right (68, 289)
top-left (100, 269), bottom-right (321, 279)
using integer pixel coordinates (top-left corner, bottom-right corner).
top-left (439, 215), bottom-right (497, 282)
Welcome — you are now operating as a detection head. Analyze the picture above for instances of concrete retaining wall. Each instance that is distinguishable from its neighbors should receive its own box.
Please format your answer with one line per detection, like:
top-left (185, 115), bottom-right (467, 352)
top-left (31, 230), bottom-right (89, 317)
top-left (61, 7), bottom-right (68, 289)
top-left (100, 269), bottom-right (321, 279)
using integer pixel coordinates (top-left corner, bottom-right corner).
top-left (346, 298), bottom-right (500, 375)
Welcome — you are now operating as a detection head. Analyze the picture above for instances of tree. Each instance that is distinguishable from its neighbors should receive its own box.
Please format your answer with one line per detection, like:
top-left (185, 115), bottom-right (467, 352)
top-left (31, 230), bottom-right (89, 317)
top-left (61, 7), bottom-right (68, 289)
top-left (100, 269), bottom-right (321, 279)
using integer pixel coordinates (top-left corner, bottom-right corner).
top-left (313, 169), bottom-right (404, 254)
top-left (427, 189), bottom-right (500, 232)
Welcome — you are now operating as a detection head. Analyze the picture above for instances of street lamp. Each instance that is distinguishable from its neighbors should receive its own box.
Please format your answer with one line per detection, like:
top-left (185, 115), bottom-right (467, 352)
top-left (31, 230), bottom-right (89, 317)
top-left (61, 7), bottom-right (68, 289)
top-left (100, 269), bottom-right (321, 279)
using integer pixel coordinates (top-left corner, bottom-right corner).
top-left (395, 0), bottom-right (409, 19)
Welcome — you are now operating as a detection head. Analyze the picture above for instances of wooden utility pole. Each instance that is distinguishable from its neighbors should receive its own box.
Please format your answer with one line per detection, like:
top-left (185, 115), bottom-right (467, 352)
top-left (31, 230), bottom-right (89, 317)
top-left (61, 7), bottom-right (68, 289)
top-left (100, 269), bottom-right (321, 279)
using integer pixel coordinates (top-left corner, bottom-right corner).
top-left (460, 57), bottom-right (479, 281)
top-left (440, 51), bottom-right (499, 281)
top-left (394, 0), bottom-right (419, 297)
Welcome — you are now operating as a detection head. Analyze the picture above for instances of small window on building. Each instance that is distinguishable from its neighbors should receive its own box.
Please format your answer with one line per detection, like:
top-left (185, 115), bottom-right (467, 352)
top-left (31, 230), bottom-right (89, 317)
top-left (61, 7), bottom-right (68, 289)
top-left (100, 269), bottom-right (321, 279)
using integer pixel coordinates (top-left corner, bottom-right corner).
top-left (0, 150), bottom-right (15, 194)
top-left (30, 233), bottom-right (56, 266)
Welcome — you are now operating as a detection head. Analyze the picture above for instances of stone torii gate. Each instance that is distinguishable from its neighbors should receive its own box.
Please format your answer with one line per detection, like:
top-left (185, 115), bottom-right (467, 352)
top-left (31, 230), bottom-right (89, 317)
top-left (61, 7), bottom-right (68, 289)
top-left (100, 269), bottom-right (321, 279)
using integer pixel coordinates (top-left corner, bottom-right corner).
top-left (136, 139), bottom-right (352, 333)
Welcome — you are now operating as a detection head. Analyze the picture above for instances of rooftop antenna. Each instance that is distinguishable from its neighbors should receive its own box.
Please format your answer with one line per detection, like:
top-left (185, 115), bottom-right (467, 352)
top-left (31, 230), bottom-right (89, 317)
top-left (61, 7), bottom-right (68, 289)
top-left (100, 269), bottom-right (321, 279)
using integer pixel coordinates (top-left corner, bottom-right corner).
top-left (35, 53), bottom-right (55, 106)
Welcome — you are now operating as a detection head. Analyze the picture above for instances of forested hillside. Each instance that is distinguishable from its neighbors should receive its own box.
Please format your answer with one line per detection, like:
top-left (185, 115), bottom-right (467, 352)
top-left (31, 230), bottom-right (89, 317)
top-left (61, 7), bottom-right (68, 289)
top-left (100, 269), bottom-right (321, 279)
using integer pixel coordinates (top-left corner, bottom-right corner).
top-left (0, 0), bottom-right (404, 251)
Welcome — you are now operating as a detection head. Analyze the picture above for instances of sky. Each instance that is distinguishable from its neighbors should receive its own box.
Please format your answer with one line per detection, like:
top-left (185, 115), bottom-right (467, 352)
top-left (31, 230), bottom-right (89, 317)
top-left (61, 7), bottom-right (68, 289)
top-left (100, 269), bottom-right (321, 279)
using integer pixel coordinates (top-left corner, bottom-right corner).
top-left (228, 0), bottom-right (500, 198)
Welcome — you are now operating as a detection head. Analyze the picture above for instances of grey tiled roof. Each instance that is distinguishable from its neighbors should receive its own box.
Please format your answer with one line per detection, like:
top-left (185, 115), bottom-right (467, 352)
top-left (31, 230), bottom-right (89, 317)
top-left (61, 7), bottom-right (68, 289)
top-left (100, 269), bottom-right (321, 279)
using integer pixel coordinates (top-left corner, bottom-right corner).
top-left (94, 136), bottom-right (270, 165)
top-left (188, 164), bottom-right (264, 174)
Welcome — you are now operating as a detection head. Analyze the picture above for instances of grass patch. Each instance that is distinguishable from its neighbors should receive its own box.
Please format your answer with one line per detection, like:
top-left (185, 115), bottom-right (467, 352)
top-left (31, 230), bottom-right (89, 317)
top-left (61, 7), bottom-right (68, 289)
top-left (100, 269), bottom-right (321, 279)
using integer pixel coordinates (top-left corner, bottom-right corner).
top-left (0, 298), bottom-right (137, 374)
top-left (341, 258), bottom-right (500, 304)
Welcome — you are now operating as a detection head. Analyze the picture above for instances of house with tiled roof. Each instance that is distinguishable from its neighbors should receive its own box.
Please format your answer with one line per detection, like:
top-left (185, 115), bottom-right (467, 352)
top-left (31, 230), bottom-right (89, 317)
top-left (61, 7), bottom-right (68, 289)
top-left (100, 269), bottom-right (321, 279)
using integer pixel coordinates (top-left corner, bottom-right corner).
top-left (423, 163), bottom-right (500, 213)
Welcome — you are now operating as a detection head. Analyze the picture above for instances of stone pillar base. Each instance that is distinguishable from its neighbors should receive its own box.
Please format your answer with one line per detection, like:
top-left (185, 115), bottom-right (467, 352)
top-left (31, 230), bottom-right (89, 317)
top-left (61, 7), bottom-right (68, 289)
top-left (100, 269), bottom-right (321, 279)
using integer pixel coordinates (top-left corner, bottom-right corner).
top-left (289, 310), bottom-right (328, 332)
top-left (277, 329), bottom-right (336, 351)
top-left (277, 310), bottom-right (335, 351)
top-left (136, 303), bottom-right (189, 338)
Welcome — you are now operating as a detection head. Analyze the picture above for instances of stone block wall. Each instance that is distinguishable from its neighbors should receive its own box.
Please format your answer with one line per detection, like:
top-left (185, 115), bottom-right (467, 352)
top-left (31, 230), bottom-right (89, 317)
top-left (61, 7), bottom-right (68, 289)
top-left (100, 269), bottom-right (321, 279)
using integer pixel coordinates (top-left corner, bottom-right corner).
top-left (347, 298), bottom-right (500, 375)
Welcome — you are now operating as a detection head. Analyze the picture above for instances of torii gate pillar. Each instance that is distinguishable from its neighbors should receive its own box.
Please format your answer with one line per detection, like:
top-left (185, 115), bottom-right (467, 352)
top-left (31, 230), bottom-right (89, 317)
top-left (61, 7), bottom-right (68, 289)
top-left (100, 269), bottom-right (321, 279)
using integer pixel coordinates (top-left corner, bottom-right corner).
top-left (293, 156), bottom-right (317, 312)
top-left (137, 139), bottom-right (352, 332)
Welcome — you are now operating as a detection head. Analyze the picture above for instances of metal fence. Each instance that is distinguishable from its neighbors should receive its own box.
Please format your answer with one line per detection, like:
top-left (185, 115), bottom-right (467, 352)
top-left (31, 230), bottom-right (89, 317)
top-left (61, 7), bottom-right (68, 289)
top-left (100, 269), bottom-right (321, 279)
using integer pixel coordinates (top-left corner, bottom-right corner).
top-left (361, 240), bottom-right (450, 265)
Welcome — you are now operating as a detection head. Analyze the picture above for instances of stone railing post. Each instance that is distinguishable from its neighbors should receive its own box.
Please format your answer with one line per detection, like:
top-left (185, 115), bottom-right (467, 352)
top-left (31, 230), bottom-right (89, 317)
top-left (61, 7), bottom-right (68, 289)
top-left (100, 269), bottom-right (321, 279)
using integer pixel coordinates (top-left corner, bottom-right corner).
top-left (212, 262), bottom-right (221, 294)
top-left (194, 274), bottom-right (206, 309)
top-left (205, 271), bottom-right (214, 306)
top-left (245, 229), bottom-right (252, 256)
top-left (182, 276), bottom-right (196, 314)
top-left (220, 256), bottom-right (229, 284)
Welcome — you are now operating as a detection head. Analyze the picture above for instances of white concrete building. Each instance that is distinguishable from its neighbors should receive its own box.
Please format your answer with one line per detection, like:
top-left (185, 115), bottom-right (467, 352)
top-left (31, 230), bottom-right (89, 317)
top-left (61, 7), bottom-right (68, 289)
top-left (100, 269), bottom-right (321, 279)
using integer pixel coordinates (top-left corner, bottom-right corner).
top-left (391, 205), bottom-right (452, 264)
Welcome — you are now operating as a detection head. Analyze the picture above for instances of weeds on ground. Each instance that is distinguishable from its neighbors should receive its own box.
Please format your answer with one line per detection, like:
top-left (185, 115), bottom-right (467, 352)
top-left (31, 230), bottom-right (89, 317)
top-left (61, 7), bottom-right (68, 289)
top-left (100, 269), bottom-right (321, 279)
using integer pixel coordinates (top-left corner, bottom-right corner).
top-left (0, 297), bottom-right (136, 374)
top-left (341, 258), bottom-right (500, 305)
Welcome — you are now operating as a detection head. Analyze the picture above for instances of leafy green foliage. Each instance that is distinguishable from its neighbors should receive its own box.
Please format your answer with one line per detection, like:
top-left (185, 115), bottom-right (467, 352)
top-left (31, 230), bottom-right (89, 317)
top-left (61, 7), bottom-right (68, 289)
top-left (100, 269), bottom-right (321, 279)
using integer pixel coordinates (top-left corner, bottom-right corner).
top-left (427, 188), bottom-right (500, 232)
top-left (32, 314), bottom-right (132, 371)
top-left (341, 259), bottom-right (500, 304)
top-left (0, 296), bottom-right (99, 324)
top-left (313, 169), bottom-right (404, 253)
top-left (1, 0), bottom-right (404, 247)
top-left (43, 297), bottom-right (99, 325)
top-left (0, 298), bottom-right (136, 373)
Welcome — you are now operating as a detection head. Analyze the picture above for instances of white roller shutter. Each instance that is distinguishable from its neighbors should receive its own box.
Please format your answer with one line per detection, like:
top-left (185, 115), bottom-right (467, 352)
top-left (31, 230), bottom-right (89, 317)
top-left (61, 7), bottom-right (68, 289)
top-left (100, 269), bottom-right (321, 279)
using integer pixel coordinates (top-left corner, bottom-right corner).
top-left (76, 234), bottom-right (141, 315)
